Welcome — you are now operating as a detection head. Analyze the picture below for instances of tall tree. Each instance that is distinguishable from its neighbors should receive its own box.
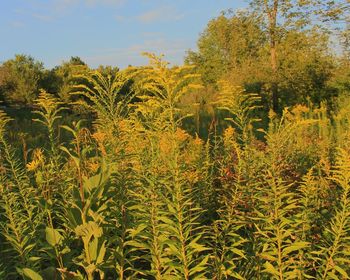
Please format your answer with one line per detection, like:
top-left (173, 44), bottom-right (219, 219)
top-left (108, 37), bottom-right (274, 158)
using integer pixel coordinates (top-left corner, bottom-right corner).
top-left (50, 56), bottom-right (89, 103)
top-left (249, 0), bottom-right (347, 112)
top-left (186, 10), bottom-right (266, 86)
top-left (186, 9), bottom-right (334, 109)
top-left (0, 55), bottom-right (44, 106)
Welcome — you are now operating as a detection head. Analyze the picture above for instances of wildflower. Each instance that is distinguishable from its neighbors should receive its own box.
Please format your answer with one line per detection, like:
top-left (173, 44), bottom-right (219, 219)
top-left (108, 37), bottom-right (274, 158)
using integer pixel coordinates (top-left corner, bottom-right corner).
top-left (26, 148), bottom-right (45, 171)
top-left (175, 128), bottom-right (189, 143)
top-left (92, 131), bottom-right (106, 143)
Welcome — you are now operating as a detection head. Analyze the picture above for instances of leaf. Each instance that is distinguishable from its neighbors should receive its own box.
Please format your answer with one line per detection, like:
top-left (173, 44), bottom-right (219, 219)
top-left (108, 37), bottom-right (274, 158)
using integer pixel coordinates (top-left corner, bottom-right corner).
top-left (22, 268), bottom-right (43, 280)
top-left (282, 241), bottom-right (309, 255)
top-left (96, 241), bottom-right (107, 265)
top-left (60, 146), bottom-right (80, 168)
top-left (83, 173), bottom-right (102, 193)
top-left (260, 252), bottom-right (277, 262)
top-left (88, 237), bottom-right (99, 261)
top-left (189, 255), bottom-right (209, 276)
top-left (28, 257), bottom-right (41, 262)
top-left (263, 261), bottom-right (279, 277)
top-left (75, 221), bottom-right (103, 241)
top-left (231, 248), bottom-right (246, 259)
top-left (45, 227), bottom-right (63, 247)
top-left (60, 125), bottom-right (77, 137)
top-left (334, 265), bottom-right (349, 279)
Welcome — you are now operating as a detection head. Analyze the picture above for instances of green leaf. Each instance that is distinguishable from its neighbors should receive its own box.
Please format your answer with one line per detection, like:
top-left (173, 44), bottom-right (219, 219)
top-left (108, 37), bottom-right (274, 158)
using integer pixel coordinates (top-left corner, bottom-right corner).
top-left (260, 252), bottom-right (277, 262)
top-left (263, 261), bottom-right (279, 277)
top-left (60, 146), bottom-right (80, 168)
top-left (282, 241), bottom-right (309, 255)
top-left (22, 268), bottom-right (43, 280)
top-left (83, 173), bottom-right (102, 193)
top-left (28, 257), bottom-right (41, 262)
top-left (45, 227), bottom-right (63, 247)
top-left (88, 238), bottom-right (99, 261)
top-left (334, 265), bottom-right (349, 279)
top-left (189, 255), bottom-right (209, 276)
top-left (96, 241), bottom-right (106, 265)
top-left (231, 248), bottom-right (246, 259)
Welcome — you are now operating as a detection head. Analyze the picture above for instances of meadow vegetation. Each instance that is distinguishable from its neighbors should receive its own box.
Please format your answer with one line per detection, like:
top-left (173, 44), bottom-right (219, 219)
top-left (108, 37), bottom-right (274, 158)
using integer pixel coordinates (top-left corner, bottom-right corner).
top-left (1, 1), bottom-right (350, 279)
top-left (0, 53), bottom-right (350, 279)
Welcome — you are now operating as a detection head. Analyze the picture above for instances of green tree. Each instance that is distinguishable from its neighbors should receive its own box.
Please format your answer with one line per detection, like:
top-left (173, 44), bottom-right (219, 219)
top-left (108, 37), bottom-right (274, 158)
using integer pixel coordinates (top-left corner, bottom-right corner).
top-left (248, 0), bottom-right (348, 112)
top-left (186, 10), bottom-right (266, 87)
top-left (50, 56), bottom-right (89, 103)
top-left (0, 54), bottom-right (44, 106)
top-left (277, 29), bottom-right (334, 106)
top-left (96, 65), bottom-right (120, 79)
top-left (186, 9), bottom-right (335, 110)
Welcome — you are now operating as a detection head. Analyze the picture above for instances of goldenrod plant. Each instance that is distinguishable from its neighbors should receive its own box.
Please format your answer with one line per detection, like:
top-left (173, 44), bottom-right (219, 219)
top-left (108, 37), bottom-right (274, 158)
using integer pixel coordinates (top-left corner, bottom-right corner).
top-left (1, 53), bottom-right (350, 279)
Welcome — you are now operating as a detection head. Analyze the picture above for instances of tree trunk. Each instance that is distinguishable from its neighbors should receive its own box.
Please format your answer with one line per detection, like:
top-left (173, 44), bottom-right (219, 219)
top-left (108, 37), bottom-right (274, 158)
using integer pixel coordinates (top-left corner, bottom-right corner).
top-left (270, 35), bottom-right (278, 113)
top-left (266, 0), bottom-right (279, 113)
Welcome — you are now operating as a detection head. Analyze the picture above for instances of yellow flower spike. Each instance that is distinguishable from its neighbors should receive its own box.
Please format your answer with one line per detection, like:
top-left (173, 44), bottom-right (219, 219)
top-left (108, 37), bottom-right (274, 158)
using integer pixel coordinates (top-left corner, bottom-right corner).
top-left (92, 131), bottom-right (106, 143)
top-left (26, 148), bottom-right (45, 172)
top-left (175, 128), bottom-right (190, 143)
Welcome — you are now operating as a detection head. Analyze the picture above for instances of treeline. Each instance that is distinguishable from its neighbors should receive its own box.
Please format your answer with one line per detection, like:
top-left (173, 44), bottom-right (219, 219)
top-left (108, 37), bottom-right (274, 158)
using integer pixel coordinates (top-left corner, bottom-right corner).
top-left (1, 0), bottom-right (350, 116)
top-left (0, 55), bottom-right (120, 108)
top-left (186, 1), bottom-right (350, 115)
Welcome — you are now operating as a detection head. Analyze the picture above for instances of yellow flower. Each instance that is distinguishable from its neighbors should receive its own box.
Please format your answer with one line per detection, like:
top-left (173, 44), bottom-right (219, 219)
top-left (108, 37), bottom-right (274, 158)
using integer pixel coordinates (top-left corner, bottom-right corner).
top-left (268, 109), bottom-right (277, 120)
top-left (193, 135), bottom-right (203, 146)
top-left (159, 133), bottom-right (172, 155)
top-left (26, 148), bottom-right (44, 171)
top-left (224, 126), bottom-right (235, 140)
top-left (292, 104), bottom-right (309, 116)
top-left (87, 160), bottom-right (100, 173)
top-left (175, 128), bottom-right (189, 143)
top-left (92, 131), bottom-right (106, 143)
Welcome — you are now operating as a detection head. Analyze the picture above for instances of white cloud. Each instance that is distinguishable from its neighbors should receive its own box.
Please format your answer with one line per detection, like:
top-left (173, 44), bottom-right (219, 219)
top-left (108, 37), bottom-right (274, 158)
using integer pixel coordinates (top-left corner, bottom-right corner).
top-left (115, 15), bottom-right (126, 22)
top-left (21, 0), bottom-right (125, 22)
top-left (141, 32), bottom-right (164, 38)
top-left (10, 21), bottom-right (25, 28)
top-left (137, 6), bottom-right (185, 23)
top-left (31, 13), bottom-right (54, 21)
top-left (53, 0), bottom-right (79, 12)
top-left (83, 38), bottom-right (193, 68)
top-left (84, 0), bottom-right (125, 6)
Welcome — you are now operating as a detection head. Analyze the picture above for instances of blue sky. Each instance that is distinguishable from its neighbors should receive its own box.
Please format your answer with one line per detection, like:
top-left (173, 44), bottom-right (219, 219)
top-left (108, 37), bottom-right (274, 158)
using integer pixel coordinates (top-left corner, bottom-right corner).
top-left (0, 0), bottom-right (248, 69)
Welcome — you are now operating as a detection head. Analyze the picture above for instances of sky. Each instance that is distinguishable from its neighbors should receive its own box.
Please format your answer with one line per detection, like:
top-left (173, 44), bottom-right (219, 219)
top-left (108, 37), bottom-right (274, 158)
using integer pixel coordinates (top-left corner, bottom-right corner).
top-left (0, 0), bottom-right (248, 69)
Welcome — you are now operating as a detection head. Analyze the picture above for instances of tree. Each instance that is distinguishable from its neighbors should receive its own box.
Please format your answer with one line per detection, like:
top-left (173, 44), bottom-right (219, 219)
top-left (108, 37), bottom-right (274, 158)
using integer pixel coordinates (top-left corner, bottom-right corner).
top-left (186, 10), bottom-right (266, 86)
top-left (186, 9), bottom-right (335, 110)
top-left (0, 55), bottom-right (44, 106)
top-left (49, 56), bottom-right (89, 103)
top-left (96, 65), bottom-right (120, 79)
top-left (277, 29), bottom-right (334, 105)
top-left (249, 0), bottom-right (348, 112)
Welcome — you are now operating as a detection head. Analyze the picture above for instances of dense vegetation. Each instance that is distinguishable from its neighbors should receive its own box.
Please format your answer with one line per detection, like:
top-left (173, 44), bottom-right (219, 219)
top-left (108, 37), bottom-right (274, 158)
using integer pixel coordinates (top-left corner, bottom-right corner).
top-left (1, 0), bottom-right (350, 279)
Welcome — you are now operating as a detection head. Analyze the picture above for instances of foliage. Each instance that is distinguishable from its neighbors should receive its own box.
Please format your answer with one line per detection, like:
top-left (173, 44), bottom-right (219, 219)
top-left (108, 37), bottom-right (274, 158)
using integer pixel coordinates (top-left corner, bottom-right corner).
top-left (1, 53), bottom-right (350, 280)
top-left (0, 55), bottom-right (44, 105)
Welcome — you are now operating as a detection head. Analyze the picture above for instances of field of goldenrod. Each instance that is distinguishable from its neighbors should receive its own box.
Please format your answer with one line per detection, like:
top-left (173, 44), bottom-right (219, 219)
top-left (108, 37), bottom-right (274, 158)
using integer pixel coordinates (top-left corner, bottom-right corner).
top-left (0, 55), bottom-right (350, 279)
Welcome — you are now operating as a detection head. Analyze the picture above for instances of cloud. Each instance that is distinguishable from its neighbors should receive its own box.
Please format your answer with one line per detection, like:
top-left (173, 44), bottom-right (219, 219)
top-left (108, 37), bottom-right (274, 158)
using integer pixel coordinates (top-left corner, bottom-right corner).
top-left (20, 0), bottom-right (125, 22)
top-left (115, 15), bottom-right (126, 22)
top-left (83, 37), bottom-right (193, 68)
top-left (10, 21), bottom-right (25, 28)
top-left (137, 6), bottom-right (185, 23)
top-left (84, 0), bottom-right (125, 6)
top-left (31, 13), bottom-right (54, 21)
top-left (52, 0), bottom-right (124, 14)
top-left (141, 32), bottom-right (164, 38)
top-left (52, 0), bottom-right (79, 13)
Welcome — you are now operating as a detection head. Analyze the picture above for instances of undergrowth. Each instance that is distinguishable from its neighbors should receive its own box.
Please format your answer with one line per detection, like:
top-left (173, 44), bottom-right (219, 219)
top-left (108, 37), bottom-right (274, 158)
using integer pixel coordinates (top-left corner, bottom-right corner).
top-left (0, 54), bottom-right (349, 279)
